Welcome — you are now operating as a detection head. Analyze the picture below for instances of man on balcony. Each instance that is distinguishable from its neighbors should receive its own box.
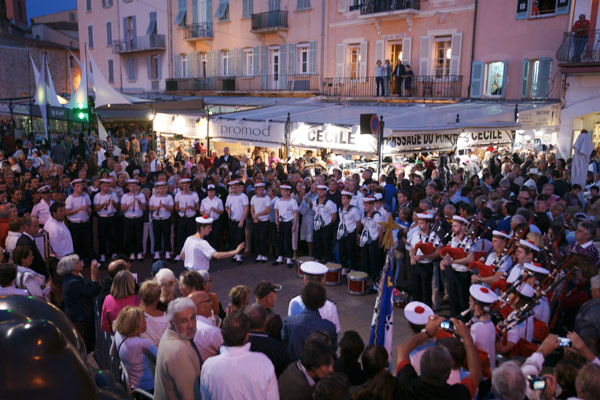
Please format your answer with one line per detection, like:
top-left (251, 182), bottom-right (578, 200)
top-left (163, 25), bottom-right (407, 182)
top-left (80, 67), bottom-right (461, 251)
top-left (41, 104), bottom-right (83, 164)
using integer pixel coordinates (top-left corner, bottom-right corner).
top-left (393, 61), bottom-right (406, 96)
top-left (375, 60), bottom-right (385, 97)
top-left (573, 14), bottom-right (590, 63)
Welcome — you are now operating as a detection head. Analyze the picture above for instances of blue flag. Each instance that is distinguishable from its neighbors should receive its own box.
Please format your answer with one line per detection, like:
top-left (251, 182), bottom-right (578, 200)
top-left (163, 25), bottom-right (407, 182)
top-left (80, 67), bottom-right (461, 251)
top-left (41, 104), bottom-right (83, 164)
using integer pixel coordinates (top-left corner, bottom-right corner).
top-left (369, 252), bottom-right (394, 361)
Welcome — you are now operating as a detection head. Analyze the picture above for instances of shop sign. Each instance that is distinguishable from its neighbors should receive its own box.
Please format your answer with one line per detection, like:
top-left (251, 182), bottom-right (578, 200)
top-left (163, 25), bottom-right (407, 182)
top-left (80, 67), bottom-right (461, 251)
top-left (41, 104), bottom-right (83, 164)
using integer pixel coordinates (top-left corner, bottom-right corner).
top-left (457, 130), bottom-right (515, 148)
top-left (49, 107), bottom-right (68, 120)
top-left (153, 113), bottom-right (205, 138)
top-left (518, 103), bottom-right (560, 127)
top-left (383, 133), bottom-right (458, 153)
top-left (290, 122), bottom-right (377, 153)
top-left (210, 119), bottom-right (285, 144)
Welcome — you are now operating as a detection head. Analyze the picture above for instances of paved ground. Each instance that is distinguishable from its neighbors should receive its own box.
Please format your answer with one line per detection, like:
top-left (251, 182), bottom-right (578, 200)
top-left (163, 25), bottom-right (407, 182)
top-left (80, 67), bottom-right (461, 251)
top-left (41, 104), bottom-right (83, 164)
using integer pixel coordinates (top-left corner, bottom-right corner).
top-left (106, 253), bottom-right (414, 362)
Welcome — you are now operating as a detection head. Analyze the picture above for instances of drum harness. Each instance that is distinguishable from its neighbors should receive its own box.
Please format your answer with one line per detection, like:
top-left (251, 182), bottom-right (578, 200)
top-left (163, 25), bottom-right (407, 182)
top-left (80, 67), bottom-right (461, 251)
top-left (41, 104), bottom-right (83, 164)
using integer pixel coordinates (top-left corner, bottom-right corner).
top-left (360, 210), bottom-right (380, 247)
top-left (337, 205), bottom-right (355, 240)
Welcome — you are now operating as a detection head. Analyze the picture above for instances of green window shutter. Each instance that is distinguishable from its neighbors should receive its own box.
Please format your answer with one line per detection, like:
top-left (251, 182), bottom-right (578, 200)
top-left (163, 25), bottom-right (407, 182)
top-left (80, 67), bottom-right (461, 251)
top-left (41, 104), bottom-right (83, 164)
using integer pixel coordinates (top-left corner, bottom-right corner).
top-left (253, 46), bottom-right (259, 76)
top-left (469, 61), bottom-right (484, 98)
top-left (309, 40), bottom-right (317, 74)
top-left (534, 58), bottom-right (552, 99)
top-left (521, 58), bottom-right (530, 99)
top-left (556, 0), bottom-right (569, 15)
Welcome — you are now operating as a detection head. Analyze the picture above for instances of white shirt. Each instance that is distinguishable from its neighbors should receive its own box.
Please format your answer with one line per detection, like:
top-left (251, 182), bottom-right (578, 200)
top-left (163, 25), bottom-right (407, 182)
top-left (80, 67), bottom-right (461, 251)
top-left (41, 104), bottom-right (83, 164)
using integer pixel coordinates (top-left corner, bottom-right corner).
top-left (274, 197), bottom-right (298, 222)
top-left (16, 266), bottom-right (49, 300)
top-left (65, 193), bottom-right (91, 222)
top-left (44, 216), bottom-right (74, 258)
top-left (471, 318), bottom-right (497, 370)
top-left (149, 194), bottom-right (174, 220)
top-left (484, 251), bottom-right (513, 273)
top-left (506, 263), bottom-right (524, 284)
top-left (194, 315), bottom-right (224, 362)
top-left (288, 295), bottom-right (341, 333)
top-left (409, 229), bottom-right (440, 264)
top-left (94, 191), bottom-right (119, 217)
top-left (181, 235), bottom-right (216, 271)
top-left (141, 312), bottom-right (169, 347)
top-left (534, 296), bottom-right (550, 324)
top-left (449, 235), bottom-right (473, 272)
top-left (338, 206), bottom-right (361, 233)
top-left (121, 192), bottom-right (146, 219)
top-left (506, 311), bottom-right (534, 344)
top-left (201, 196), bottom-right (224, 220)
top-left (360, 211), bottom-right (383, 244)
top-left (5, 231), bottom-right (20, 260)
top-left (250, 194), bottom-right (272, 222)
top-left (175, 192), bottom-right (200, 218)
top-left (201, 342), bottom-right (279, 400)
top-left (312, 198), bottom-right (337, 228)
top-left (225, 193), bottom-right (249, 221)
top-left (31, 199), bottom-right (53, 225)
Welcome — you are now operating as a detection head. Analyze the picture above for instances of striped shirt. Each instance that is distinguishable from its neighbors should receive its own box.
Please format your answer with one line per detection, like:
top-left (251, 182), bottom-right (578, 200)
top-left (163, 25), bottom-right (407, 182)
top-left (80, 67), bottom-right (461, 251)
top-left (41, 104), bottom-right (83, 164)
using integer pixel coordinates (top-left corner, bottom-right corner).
top-left (570, 240), bottom-right (599, 267)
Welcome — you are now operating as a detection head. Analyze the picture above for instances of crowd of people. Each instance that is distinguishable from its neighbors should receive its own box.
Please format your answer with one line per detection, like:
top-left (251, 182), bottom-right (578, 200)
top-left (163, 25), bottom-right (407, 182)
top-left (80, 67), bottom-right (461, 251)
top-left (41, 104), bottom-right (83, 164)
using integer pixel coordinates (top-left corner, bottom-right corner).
top-left (0, 127), bottom-right (599, 400)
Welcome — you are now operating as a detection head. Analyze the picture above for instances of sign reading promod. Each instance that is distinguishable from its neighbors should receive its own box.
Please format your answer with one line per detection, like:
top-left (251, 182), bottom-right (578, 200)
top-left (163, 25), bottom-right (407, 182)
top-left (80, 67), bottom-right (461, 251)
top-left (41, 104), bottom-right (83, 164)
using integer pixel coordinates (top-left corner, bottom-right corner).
top-left (291, 122), bottom-right (377, 153)
top-left (210, 119), bottom-right (286, 144)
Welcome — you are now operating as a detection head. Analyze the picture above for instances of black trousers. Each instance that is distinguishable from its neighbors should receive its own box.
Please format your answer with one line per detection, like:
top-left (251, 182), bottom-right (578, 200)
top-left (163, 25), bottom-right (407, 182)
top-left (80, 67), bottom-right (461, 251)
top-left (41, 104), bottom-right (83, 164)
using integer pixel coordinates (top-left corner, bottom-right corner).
top-left (69, 220), bottom-right (96, 261)
top-left (176, 216), bottom-right (196, 254)
top-left (124, 217), bottom-right (144, 254)
top-left (228, 219), bottom-right (245, 249)
top-left (276, 221), bottom-right (293, 258)
top-left (338, 231), bottom-right (357, 271)
top-left (97, 216), bottom-right (116, 257)
top-left (254, 220), bottom-right (269, 256)
top-left (360, 241), bottom-right (381, 282)
top-left (412, 262), bottom-right (434, 307)
top-left (313, 223), bottom-right (334, 262)
top-left (206, 218), bottom-right (222, 251)
top-left (153, 218), bottom-right (172, 253)
top-left (446, 268), bottom-right (472, 317)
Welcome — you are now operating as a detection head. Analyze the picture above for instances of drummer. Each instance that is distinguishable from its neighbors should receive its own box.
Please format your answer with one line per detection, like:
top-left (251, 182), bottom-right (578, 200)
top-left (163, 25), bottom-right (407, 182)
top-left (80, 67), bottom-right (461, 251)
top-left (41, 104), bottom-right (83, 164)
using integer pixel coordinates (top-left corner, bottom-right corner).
top-left (403, 301), bottom-right (435, 374)
top-left (338, 190), bottom-right (361, 275)
top-left (288, 261), bottom-right (341, 333)
top-left (408, 212), bottom-right (441, 307)
top-left (468, 284), bottom-right (498, 370)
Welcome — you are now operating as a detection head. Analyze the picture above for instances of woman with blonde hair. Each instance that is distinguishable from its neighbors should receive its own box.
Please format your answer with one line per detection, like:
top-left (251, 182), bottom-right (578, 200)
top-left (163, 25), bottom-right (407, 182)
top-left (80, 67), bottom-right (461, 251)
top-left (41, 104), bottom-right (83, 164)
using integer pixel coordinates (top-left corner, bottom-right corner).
top-left (101, 270), bottom-right (140, 332)
top-left (113, 306), bottom-right (157, 392)
top-left (138, 280), bottom-right (169, 346)
top-left (226, 285), bottom-right (250, 315)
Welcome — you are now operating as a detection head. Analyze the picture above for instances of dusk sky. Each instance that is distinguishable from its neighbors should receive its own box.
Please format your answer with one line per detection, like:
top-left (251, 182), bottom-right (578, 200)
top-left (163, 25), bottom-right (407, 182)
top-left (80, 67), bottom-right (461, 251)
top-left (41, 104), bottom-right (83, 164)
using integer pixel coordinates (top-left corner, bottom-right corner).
top-left (27, 0), bottom-right (76, 20)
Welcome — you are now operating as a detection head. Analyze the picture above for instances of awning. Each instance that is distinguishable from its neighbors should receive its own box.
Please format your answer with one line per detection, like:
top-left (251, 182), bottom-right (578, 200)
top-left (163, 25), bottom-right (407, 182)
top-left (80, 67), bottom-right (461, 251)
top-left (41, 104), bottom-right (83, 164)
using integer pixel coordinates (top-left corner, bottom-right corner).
top-left (95, 99), bottom-right (205, 121)
top-left (209, 118), bottom-right (285, 145)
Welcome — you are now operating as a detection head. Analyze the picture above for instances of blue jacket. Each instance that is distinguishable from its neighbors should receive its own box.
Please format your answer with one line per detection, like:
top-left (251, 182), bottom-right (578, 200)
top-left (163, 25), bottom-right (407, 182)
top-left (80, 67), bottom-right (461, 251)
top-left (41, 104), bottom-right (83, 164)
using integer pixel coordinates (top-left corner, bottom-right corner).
top-left (63, 274), bottom-right (102, 323)
top-left (282, 309), bottom-right (337, 361)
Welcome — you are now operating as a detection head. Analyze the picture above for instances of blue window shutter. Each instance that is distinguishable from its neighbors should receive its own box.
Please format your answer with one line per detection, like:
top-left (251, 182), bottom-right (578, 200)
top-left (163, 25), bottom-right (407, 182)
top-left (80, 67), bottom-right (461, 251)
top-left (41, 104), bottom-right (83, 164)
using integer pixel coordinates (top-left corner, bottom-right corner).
top-left (207, 50), bottom-right (213, 77)
top-left (147, 55), bottom-right (152, 80)
top-left (500, 60), bottom-right (508, 99)
top-left (236, 48), bottom-right (242, 76)
top-left (132, 16), bottom-right (137, 47)
top-left (280, 44), bottom-right (287, 90)
top-left (309, 40), bottom-right (317, 74)
top-left (269, 0), bottom-right (280, 11)
top-left (556, 0), bottom-right (569, 15)
top-left (88, 26), bottom-right (94, 48)
top-left (123, 18), bottom-right (127, 42)
top-left (534, 58), bottom-right (552, 99)
top-left (147, 12), bottom-right (157, 35)
top-left (469, 61), bottom-right (483, 98)
top-left (253, 46), bottom-right (259, 76)
top-left (157, 54), bottom-right (162, 79)
top-left (521, 58), bottom-right (530, 98)
top-left (106, 21), bottom-right (112, 45)
top-left (516, 0), bottom-right (528, 20)
top-left (193, 0), bottom-right (198, 25)
top-left (214, 50), bottom-right (220, 76)
top-left (207, 0), bottom-right (213, 22)
top-left (174, 54), bottom-right (180, 78)
top-left (261, 45), bottom-right (267, 89)
top-left (108, 59), bottom-right (114, 83)
top-left (288, 43), bottom-right (295, 75)
top-left (128, 57), bottom-right (135, 80)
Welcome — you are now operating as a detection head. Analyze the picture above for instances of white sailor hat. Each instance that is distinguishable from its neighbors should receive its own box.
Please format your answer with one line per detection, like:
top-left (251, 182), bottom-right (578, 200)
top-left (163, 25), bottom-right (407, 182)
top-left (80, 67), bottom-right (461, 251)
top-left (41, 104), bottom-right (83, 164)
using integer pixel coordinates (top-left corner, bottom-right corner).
top-left (492, 230), bottom-right (512, 240)
top-left (132, 169), bottom-right (140, 176)
top-left (374, 193), bottom-right (383, 201)
top-left (38, 185), bottom-right (51, 193)
top-left (280, 184), bottom-right (291, 190)
top-left (300, 261), bottom-right (328, 275)
top-left (127, 179), bottom-right (139, 184)
top-left (363, 196), bottom-right (376, 203)
top-left (228, 180), bottom-right (239, 186)
top-left (71, 179), bottom-right (84, 185)
top-left (469, 284), bottom-right (498, 304)
top-left (404, 301), bottom-right (434, 326)
top-left (523, 262), bottom-right (550, 275)
top-left (453, 215), bottom-right (469, 225)
top-left (317, 185), bottom-right (328, 190)
top-left (180, 178), bottom-right (191, 183)
top-left (207, 184), bottom-right (216, 190)
top-left (154, 181), bottom-right (167, 186)
top-left (341, 190), bottom-right (353, 197)
top-left (528, 168), bottom-right (541, 176)
top-left (255, 182), bottom-right (266, 188)
top-left (196, 215), bottom-right (214, 224)
top-left (519, 239), bottom-right (540, 252)
top-left (416, 212), bottom-right (433, 220)
top-left (100, 178), bottom-right (112, 184)
top-left (517, 283), bottom-right (535, 298)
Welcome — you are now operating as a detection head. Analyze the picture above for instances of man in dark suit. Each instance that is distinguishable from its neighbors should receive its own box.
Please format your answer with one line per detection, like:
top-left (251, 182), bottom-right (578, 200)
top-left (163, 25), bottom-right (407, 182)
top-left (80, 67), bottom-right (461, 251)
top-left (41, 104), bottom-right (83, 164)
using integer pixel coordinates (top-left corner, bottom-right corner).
top-left (16, 215), bottom-right (48, 278)
top-left (392, 61), bottom-right (406, 96)
top-left (216, 146), bottom-right (237, 171)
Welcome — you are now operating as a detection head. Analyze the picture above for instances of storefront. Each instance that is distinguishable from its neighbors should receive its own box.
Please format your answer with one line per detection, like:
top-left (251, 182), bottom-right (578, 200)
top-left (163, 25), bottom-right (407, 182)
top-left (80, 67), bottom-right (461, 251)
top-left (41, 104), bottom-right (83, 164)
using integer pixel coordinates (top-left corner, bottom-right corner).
top-left (153, 112), bottom-right (206, 159)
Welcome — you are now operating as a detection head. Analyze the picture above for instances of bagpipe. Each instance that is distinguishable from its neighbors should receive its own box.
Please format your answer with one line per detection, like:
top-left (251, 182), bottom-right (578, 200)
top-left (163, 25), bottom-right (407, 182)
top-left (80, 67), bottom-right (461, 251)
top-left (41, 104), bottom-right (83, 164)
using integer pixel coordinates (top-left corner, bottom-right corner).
top-left (414, 241), bottom-right (437, 255)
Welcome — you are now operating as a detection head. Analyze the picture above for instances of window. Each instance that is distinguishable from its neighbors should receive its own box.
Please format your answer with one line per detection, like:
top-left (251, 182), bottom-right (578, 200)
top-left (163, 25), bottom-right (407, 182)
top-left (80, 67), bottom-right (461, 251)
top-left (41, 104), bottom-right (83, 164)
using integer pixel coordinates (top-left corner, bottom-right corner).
top-left (86, 0), bottom-right (92, 12)
top-left (106, 21), bottom-right (112, 46)
top-left (390, 43), bottom-right (403, 66)
top-left (102, 0), bottom-right (113, 8)
top-left (199, 52), bottom-right (207, 77)
top-left (215, 1), bottom-right (230, 21)
top-left (348, 44), bottom-right (360, 79)
top-left (181, 54), bottom-right (188, 78)
top-left (244, 49), bottom-right (254, 76)
top-left (297, 0), bottom-right (310, 9)
top-left (88, 25), bottom-right (94, 49)
top-left (243, 0), bottom-right (253, 18)
top-left (521, 58), bottom-right (552, 99)
top-left (517, 0), bottom-right (569, 19)
top-left (69, 12), bottom-right (75, 21)
top-left (128, 57), bottom-right (136, 81)
top-left (434, 36), bottom-right (451, 77)
top-left (298, 46), bottom-right (309, 74)
top-left (484, 61), bottom-right (505, 97)
top-left (150, 54), bottom-right (159, 80)
top-left (221, 50), bottom-right (230, 76)
top-left (174, 0), bottom-right (187, 26)
top-left (108, 59), bottom-right (114, 83)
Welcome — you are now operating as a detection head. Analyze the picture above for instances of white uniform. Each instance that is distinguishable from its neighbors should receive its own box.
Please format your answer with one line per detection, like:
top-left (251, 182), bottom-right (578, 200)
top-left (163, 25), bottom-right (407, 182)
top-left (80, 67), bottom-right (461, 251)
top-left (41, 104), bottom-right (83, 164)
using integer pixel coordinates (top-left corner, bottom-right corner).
top-left (312, 198), bottom-right (337, 228)
top-left (338, 206), bottom-right (361, 234)
top-left (409, 230), bottom-right (440, 263)
top-left (175, 192), bottom-right (199, 218)
top-left (534, 296), bottom-right (550, 324)
top-left (200, 196), bottom-right (224, 220)
top-left (288, 295), bottom-right (341, 333)
top-left (181, 235), bottom-right (216, 271)
top-left (360, 211), bottom-right (383, 245)
top-left (506, 311), bottom-right (534, 344)
top-left (65, 193), bottom-right (91, 222)
top-left (44, 216), bottom-right (74, 258)
top-left (31, 199), bottom-right (52, 225)
top-left (121, 192), bottom-right (146, 219)
top-left (94, 192), bottom-right (119, 217)
top-left (250, 195), bottom-right (272, 222)
top-left (471, 318), bottom-right (497, 370)
top-left (506, 263), bottom-right (524, 284)
top-left (225, 193), bottom-right (249, 222)
top-left (449, 235), bottom-right (473, 272)
top-left (274, 198), bottom-right (298, 222)
top-left (484, 251), bottom-right (513, 273)
top-left (149, 194), bottom-right (174, 220)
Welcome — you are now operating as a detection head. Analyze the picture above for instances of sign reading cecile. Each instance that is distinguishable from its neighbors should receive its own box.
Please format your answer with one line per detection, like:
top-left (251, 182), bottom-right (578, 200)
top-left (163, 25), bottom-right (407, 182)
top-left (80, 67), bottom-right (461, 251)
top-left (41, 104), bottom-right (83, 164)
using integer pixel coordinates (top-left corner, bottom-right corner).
top-left (290, 122), bottom-right (377, 153)
top-left (210, 119), bottom-right (286, 144)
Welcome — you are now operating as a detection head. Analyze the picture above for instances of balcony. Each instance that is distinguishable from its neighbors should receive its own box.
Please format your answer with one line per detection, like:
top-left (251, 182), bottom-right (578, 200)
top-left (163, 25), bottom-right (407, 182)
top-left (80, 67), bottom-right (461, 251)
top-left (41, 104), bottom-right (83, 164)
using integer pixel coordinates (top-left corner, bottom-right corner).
top-left (557, 30), bottom-right (600, 67)
top-left (184, 23), bottom-right (213, 40)
top-left (251, 10), bottom-right (288, 33)
top-left (112, 34), bottom-right (166, 54)
top-left (350, 0), bottom-right (420, 15)
top-left (166, 74), bottom-right (320, 93)
top-left (322, 75), bottom-right (463, 98)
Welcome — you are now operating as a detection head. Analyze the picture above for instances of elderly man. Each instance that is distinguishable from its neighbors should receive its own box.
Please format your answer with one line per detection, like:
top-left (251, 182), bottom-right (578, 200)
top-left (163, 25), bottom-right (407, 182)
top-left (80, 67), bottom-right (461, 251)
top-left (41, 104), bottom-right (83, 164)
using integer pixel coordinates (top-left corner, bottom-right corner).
top-left (154, 297), bottom-right (202, 400)
top-left (201, 311), bottom-right (278, 399)
top-left (16, 215), bottom-right (47, 278)
top-left (189, 290), bottom-right (223, 362)
top-left (571, 220), bottom-right (599, 266)
top-left (574, 274), bottom-right (600, 342)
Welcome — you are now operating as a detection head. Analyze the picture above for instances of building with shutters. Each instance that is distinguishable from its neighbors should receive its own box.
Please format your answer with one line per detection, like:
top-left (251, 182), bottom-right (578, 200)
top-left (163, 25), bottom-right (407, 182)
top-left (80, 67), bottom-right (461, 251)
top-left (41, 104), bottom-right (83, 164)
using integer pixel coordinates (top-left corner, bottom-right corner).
top-left (76, 0), bottom-right (168, 93)
top-left (556, 0), bottom-right (600, 157)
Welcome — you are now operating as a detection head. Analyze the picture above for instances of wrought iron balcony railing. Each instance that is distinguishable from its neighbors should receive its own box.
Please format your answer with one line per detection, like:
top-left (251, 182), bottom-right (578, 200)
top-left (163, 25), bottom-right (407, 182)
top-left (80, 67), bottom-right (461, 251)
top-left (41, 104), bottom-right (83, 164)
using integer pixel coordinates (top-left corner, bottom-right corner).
top-left (112, 34), bottom-right (166, 54)
top-left (251, 10), bottom-right (288, 32)
top-left (184, 23), bottom-right (213, 40)
top-left (350, 0), bottom-right (421, 15)
top-left (556, 30), bottom-right (600, 65)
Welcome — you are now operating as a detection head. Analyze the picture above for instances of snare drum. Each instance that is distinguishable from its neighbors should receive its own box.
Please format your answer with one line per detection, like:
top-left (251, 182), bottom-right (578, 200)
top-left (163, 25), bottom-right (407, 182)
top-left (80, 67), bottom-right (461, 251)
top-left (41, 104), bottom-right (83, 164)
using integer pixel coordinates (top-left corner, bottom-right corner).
top-left (347, 271), bottom-right (369, 295)
top-left (295, 257), bottom-right (314, 278)
top-left (325, 263), bottom-right (342, 286)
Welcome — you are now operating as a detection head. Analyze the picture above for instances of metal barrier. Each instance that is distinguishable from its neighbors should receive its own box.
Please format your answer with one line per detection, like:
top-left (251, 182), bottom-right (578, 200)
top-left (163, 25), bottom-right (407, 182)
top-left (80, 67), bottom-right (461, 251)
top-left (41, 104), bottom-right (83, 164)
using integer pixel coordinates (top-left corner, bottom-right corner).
top-left (556, 30), bottom-right (600, 64)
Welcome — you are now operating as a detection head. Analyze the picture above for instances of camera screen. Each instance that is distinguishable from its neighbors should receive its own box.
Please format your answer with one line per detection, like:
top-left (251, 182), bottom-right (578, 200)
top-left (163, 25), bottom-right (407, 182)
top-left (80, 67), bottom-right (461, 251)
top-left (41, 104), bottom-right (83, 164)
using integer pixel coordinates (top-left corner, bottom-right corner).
top-left (558, 338), bottom-right (571, 347)
top-left (532, 379), bottom-right (546, 390)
